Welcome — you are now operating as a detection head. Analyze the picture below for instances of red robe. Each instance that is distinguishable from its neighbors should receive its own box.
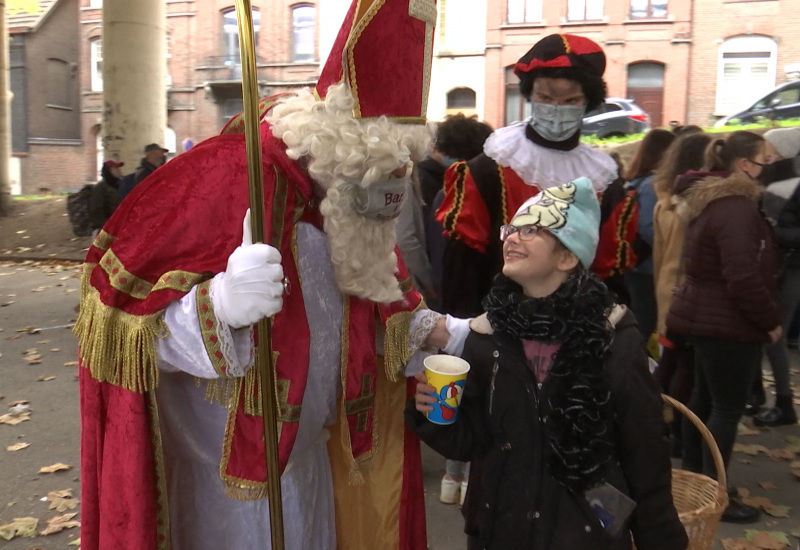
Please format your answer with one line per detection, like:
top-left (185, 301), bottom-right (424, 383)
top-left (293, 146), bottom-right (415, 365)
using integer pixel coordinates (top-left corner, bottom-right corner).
top-left (76, 119), bottom-right (426, 550)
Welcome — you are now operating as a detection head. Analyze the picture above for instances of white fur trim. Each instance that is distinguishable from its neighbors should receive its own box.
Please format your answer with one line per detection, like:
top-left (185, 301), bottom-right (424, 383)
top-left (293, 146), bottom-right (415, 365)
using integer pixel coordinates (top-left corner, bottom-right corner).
top-left (468, 313), bottom-right (493, 335)
top-left (483, 121), bottom-right (617, 192)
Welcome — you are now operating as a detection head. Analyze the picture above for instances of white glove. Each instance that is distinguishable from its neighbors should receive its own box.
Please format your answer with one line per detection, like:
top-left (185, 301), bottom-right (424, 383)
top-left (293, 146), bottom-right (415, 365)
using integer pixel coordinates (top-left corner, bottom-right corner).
top-left (213, 209), bottom-right (285, 329)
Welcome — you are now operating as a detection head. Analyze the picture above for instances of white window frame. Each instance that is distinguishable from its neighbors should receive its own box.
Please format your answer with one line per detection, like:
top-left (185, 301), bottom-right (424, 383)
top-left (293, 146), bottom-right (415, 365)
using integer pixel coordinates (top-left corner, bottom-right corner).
top-left (715, 35), bottom-right (777, 116)
top-left (90, 38), bottom-right (103, 92)
top-left (567, 0), bottom-right (604, 21)
top-left (292, 5), bottom-right (316, 63)
top-left (507, 0), bottom-right (543, 24)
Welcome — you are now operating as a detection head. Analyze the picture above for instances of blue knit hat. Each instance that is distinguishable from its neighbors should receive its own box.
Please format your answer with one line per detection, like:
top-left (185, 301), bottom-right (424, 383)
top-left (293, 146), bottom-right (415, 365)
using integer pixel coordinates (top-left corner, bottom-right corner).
top-left (509, 177), bottom-right (600, 268)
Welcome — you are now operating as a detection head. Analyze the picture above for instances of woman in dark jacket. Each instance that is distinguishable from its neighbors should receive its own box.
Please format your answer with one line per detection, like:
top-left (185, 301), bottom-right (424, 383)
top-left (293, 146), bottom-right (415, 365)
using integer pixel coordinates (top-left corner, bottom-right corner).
top-left (88, 160), bottom-right (124, 236)
top-left (667, 131), bottom-right (782, 524)
top-left (407, 177), bottom-right (686, 550)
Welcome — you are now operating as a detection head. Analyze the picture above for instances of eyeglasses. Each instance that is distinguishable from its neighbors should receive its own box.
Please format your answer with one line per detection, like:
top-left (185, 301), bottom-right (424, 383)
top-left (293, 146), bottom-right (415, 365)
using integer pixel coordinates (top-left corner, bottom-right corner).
top-left (748, 159), bottom-right (768, 168)
top-left (500, 224), bottom-right (548, 242)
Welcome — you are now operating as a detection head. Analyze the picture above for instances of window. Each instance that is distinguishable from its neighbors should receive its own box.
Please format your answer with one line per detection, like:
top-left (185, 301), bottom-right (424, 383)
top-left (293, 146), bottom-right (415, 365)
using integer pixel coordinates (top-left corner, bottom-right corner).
top-left (567, 0), bottom-right (603, 21)
top-left (222, 8), bottom-right (261, 64)
top-left (504, 66), bottom-right (532, 125)
top-left (447, 88), bottom-right (476, 110)
top-left (90, 38), bottom-right (102, 92)
top-left (292, 5), bottom-right (315, 62)
top-left (47, 58), bottom-right (72, 109)
top-left (221, 98), bottom-right (244, 127)
top-left (89, 0), bottom-right (102, 7)
top-left (629, 0), bottom-right (667, 19)
top-left (507, 0), bottom-right (542, 24)
top-left (716, 36), bottom-right (777, 115)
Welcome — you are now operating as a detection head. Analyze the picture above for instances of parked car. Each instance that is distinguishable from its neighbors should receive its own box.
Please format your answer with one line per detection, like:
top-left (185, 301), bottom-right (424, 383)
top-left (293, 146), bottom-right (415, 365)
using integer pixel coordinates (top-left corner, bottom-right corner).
top-left (582, 98), bottom-right (651, 138)
top-left (715, 80), bottom-right (800, 127)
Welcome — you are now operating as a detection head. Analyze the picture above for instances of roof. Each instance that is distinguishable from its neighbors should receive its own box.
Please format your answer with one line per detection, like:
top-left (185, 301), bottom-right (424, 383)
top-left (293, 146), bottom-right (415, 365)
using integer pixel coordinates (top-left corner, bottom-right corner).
top-left (7, 0), bottom-right (59, 34)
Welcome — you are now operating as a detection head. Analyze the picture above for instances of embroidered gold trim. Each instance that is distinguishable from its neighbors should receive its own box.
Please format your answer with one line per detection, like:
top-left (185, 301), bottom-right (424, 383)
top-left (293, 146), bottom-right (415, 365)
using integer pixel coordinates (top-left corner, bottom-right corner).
top-left (195, 279), bottom-right (229, 378)
top-left (98, 248), bottom-right (207, 301)
top-left (345, 373), bottom-right (375, 432)
top-left (345, 0), bottom-right (388, 118)
top-left (398, 276), bottom-right (413, 295)
top-left (73, 263), bottom-right (169, 393)
top-left (146, 390), bottom-right (172, 550)
top-left (499, 165), bottom-right (509, 224)
top-left (92, 229), bottom-right (115, 251)
top-left (442, 162), bottom-right (468, 233)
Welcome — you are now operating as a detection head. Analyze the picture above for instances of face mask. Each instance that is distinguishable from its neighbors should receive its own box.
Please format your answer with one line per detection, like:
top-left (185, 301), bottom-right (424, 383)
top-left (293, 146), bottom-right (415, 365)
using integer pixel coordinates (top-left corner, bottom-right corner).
top-left (440, 156), bottom-right (459, 168)
top-left (341, 177), bottom-right (408, 221)
top-left (529, 102), bottom-right (586, 142)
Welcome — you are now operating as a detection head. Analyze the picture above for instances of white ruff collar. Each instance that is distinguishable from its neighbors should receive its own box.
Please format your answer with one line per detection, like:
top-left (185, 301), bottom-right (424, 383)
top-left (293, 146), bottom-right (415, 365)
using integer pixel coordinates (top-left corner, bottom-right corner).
top-left (483, 121), bottom-right (617, 191)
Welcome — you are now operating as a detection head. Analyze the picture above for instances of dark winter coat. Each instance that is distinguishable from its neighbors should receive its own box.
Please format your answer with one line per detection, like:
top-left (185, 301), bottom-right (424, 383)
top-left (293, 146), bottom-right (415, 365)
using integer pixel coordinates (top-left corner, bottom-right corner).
top-left (406, 307), bottom-right (687, 550)
top-left (666, 172), bottom-right (781, 342)
top-left (88, 178), bottom-right (121, 231)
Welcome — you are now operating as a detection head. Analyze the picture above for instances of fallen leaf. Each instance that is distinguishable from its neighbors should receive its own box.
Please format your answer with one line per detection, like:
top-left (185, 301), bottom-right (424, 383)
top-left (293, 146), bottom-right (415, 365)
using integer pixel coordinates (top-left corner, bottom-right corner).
top-left (38, 512), bottom-right (80, 535)
top-left (739, 423), bottom-right (761, 436)
top-left (49, 348), bottom-right (61, 352)
top-left (763, 504), bottom-right (791, 518)
top-left (0, 517), bottom-right (38, 540)
top-left (46, 490), bottom-right (78, 513)
top-left (0, 412), bottom-right (31, 425)
top-left (721, 538), bottom-right (759, 550)
top-left (68, 538), bottom-right (81, 546)
top-left (8, 400), bottom-right (29, 407)
top-left (759, 481), bottom-right (778, 490)
top-left (766, 448), bottom-right (796, 461)
top-left (63, 361), bottom-right (78, 367)
top-left (738, 458), bottom-right (753, 465)
top-left (6, 442), bottom-right (29, 452)
top-left (745, 529), bottom-right (791, 549)
top-left (36, 376), bottom-right (56, 382)
top-left (38, 463), bottom-right (71, 474)
top-left (734, 443), bottom-right (769, 456)
top-left (742, 495), bottom-right (773, 508)
top-left (790, 527), bottom-right (800, 538)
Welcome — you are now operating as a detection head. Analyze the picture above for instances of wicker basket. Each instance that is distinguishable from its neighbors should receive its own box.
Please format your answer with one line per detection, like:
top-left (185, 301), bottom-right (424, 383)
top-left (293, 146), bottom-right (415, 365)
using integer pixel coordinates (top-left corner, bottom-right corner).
top-left (663, 394), bottom-right (728, 550)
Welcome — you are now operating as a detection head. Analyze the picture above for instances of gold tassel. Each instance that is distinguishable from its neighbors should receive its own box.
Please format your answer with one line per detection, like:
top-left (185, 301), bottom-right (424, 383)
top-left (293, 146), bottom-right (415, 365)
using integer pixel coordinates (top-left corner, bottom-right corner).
top-left (382, 310), bottom-right (414, 382)
top-left (73, 264), bottom-right (168, 393)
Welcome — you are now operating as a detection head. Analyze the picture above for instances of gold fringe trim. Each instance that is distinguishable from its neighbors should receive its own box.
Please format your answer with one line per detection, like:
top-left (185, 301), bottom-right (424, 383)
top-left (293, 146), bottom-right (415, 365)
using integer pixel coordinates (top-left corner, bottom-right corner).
top-left (224, 483), bottom-right (269, 501)
top-left (73, 263), bottom-right (168, 393)
top-left (383, 310), bottom-right (415, 383)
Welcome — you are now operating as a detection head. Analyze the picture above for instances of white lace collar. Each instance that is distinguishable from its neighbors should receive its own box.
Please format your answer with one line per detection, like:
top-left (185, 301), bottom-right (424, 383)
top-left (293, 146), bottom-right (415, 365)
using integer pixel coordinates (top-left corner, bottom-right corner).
top-left (483, 120), bottom-right (617, 191)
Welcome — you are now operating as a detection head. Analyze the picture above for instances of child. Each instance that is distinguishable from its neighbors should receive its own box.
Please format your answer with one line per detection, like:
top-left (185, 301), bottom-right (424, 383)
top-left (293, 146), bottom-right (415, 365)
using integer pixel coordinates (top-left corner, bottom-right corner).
top-left (406, 177), bottom-right (687, 549)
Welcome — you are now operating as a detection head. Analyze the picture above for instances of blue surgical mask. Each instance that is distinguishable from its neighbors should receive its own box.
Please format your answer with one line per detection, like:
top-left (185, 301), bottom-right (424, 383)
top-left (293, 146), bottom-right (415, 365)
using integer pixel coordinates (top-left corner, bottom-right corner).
top-left (440, 155), bottom-right (459, 168)
top-left (529, 102), bottom-right (586, 142)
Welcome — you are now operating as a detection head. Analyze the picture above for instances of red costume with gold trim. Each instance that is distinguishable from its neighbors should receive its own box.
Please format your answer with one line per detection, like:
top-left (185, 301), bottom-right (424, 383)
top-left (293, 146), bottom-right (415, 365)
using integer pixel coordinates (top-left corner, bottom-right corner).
top-left (77, 0), bottom-right (438, 546)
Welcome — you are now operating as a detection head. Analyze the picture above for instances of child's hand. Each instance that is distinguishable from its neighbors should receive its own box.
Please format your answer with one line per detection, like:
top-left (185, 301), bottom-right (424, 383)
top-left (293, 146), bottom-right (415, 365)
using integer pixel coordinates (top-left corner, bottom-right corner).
top-left (413, 371), bottom-right (437, 413)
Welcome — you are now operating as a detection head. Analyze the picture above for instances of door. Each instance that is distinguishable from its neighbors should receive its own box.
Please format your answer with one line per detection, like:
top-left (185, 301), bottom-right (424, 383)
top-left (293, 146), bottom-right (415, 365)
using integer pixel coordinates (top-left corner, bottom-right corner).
top-left (627, 62), bottom-right (665, 127)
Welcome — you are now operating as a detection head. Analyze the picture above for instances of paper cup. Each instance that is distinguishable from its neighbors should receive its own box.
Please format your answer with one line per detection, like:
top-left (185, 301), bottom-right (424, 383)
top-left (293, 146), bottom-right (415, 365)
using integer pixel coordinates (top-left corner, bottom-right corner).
top-left (423, 355), bottom-right (470, 425)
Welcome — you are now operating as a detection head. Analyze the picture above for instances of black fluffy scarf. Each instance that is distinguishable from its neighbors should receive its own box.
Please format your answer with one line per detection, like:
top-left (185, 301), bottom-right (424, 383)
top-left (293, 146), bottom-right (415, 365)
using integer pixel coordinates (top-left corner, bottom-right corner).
top-left (484, 272), bottom-right (616, 494)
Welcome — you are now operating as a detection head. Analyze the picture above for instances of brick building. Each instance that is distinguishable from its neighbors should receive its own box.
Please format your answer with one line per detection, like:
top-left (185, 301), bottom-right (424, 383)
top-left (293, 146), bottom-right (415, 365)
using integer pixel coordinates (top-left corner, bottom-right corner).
top-left (687, 0), bottom-right (800, 126)
top-left (8, 0), bottom-right (82, 194)
top-left (79, 0), bottom-right (323, 190)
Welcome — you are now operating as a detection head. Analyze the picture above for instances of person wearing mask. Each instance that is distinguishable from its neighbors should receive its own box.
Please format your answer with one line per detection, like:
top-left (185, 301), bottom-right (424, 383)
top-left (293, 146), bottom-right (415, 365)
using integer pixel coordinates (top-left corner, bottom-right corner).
top-left (88, 159), bottom-right (124, 237)
top-left (622, 129), bottom-right (676, 343)
top-left (754, 127), bottom-right (800, 427)
top-left (408, 177), bottom-right (687, 550)
top-left (436, 34), bottom-right (617, 319)
top-left (667, 131), bottom-right (782, 524)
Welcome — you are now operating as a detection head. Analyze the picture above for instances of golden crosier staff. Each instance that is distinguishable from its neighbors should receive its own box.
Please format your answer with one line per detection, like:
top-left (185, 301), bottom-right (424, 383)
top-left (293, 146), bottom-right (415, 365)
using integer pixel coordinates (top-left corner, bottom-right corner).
top-left (233, 1), bottom-right (285, 548)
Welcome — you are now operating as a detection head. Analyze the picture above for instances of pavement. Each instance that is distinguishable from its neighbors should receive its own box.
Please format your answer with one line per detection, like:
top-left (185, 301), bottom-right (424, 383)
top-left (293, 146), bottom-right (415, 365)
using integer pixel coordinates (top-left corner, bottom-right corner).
top-left (1, 259), bottom-right (799, 549)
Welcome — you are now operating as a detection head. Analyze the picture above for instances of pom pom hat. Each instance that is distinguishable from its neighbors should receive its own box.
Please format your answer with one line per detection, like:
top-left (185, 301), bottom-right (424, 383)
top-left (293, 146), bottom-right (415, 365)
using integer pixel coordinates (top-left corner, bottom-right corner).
top-left (509, 176), bottom-right (601, 269)
top-left (514, 33), bottom-right (606, 79)
top-left (315, 0), bottom-right (436, 124)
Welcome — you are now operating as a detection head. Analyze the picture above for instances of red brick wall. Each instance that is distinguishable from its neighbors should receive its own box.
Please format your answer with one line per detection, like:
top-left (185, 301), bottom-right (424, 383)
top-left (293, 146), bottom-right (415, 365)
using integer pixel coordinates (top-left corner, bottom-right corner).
top-left (687, 0), bottom-right (800, 126)
top-left (482, 0), bottom-right (693, 130)
top-left (19, 144), bottom-right (85, 194)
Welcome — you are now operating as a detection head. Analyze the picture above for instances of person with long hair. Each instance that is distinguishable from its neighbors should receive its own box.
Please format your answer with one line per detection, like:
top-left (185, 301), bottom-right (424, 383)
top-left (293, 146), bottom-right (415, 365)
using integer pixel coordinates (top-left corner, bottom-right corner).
top-left (667, 131), bottom-right (782, 524)
top-left (622, 129), bottom-right (676, 341)
top-left (651, 132), bottom-right (713, 453)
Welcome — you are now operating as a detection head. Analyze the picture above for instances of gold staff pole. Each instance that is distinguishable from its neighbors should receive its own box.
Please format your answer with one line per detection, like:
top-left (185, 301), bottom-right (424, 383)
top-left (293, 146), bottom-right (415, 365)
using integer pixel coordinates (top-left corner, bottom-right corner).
top-left (233, 2), bottom-right (285, 549)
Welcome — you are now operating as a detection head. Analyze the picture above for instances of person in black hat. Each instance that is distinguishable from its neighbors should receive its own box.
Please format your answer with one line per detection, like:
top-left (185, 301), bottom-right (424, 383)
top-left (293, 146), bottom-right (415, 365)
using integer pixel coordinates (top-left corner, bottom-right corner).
top-left (132, 143), bottom-right (169, 188)
top-left (436, 34), bottom-right (618, 320)
top-left (89, 159), bottom-right (124, 237)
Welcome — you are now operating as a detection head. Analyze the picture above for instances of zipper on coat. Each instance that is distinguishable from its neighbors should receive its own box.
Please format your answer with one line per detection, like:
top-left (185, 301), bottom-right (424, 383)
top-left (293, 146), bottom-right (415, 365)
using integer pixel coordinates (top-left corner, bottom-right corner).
top-left (489, 358), bottom-right (499, 414)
